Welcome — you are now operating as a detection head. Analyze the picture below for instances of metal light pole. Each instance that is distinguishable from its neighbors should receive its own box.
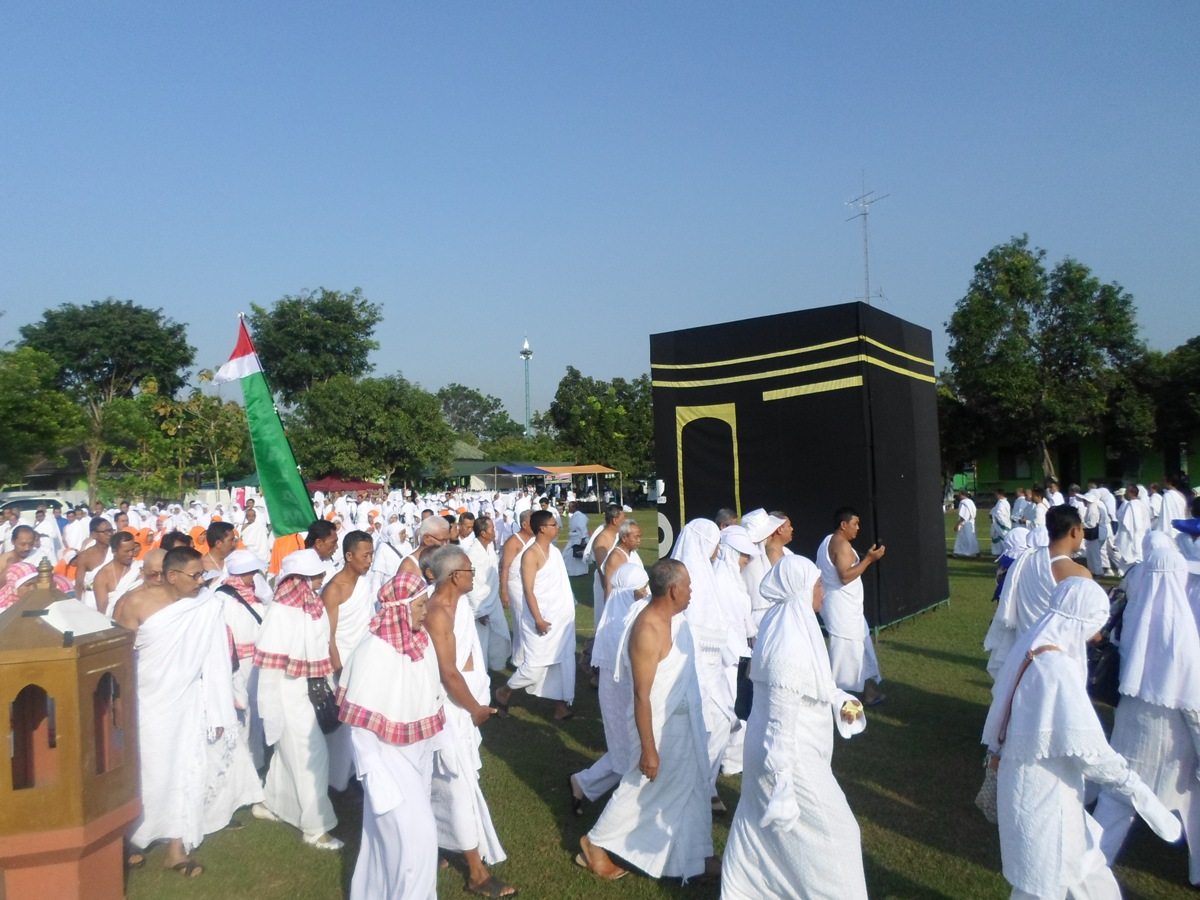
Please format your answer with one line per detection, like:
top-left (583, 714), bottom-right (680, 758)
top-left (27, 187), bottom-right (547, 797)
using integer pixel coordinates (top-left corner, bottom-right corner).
top-left (519, 336), bottom-right (533, 439)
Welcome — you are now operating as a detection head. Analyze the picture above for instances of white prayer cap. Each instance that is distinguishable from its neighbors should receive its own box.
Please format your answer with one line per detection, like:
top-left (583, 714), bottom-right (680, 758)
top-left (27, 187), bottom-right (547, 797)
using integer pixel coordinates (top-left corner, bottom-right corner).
top-left (622, 504), bottom-right (633, 513)
top-left (1082, 490), bottom-right (1102, 504)
top-left (742, 508), bottom-right (786, 543)
top-left (719, 525), bottom-right (759, 557)
top-left (226, 550), bottom-right (267, 576)
top-left (280, 548), bottom-right (325, 579)
top-left (202, 570), bottom-right (223, 583)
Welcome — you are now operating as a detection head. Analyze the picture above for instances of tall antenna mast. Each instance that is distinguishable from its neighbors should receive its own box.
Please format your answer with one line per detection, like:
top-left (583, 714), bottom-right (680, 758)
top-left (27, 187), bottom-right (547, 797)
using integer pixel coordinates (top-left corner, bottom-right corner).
top-left (845, 176), bottom-right (889, 304)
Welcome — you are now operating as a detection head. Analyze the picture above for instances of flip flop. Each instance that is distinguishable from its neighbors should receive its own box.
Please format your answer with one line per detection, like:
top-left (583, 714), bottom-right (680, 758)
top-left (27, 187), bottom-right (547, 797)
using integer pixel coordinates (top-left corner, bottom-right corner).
top-left (465, 874), bottom-right (518, 897)
top-left (866, 694), bottom-right (887, 707)
top-left (574, 852), bottom-right (628, 881)
top-left (171, 860), bottom-right (204, 878)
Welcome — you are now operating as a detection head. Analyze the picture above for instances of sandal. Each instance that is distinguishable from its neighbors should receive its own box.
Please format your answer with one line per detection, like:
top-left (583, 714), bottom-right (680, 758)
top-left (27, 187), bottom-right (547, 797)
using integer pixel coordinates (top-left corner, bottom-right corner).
top-left (574, 852), bottom-right (628, 881)
top-left (466, 874), bottom-right (518, 896)
top-left (171, 859), bottom-right (204, 878)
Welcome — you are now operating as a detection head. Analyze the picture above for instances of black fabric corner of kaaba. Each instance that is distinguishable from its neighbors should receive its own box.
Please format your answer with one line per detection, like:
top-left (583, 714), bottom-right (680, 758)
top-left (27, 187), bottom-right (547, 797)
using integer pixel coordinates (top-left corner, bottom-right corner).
top-left (651, 302), bottom-right (949, 628)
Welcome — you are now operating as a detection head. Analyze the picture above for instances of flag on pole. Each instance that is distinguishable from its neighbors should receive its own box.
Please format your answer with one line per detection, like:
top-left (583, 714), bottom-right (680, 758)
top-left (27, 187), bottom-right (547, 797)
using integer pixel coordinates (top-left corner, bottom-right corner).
top-left (213, 319), bottom-right (312, 537)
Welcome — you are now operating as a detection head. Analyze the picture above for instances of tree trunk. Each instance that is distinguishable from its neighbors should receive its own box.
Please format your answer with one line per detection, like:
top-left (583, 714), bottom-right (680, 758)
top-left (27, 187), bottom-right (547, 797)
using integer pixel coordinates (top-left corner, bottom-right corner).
top-left (1039, 440), bottom-right (1057, 483)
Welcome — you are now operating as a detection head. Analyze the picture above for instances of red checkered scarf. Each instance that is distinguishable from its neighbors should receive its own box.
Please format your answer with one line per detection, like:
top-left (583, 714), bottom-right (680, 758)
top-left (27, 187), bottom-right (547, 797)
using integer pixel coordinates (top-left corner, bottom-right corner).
top-left (220, 576), bottom-right (257, 606)
top-left (273, 573), bottom-right (324, 620)
top-left (0, 564), bottom-right (74, 611)
top-left (371, 572), bottom-right (430, 661)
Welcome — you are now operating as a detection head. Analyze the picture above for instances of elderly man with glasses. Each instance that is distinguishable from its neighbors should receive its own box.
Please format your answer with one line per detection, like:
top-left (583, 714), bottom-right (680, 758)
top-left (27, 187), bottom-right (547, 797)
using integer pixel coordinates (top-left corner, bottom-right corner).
top-left (424, 545), bottom-right (516, 898)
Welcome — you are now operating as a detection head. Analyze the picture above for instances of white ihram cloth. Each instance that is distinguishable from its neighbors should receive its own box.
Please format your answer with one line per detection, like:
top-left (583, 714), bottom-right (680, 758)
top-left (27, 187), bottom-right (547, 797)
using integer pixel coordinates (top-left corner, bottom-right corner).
top-left (574, 564), bottom-right (649, 801)
top-left (562, 509), bottom-right (590, 577)
top-left (431, 595), bottom-right (506, 863)
top-left (240, 517), bottom-right (272, 562)
top-left (955, 497), bottom-right (980, 556)
top-left (340, 575), bottom-right (445, 900)
top-left (1115, 497), bottom-right (1150, 575)
top-left (504, 537), bottom-right (531, 665)
top-left (131, 590), bottom-right (239, 852)
top-left (991, 497), bottom-right (1013, 555)
top-left (220, 581), bottom-right (268, 769)
top-left (587, 604), bottom-right (713, 880)
top-left (1179, 531), bottom-right (1200, 628)
top-left (982, 578), bottom-right (1181, 899)
top-left (1158, 488), bottom-right (1190, 538)
top-left (983, 546), bottom-right (1056, 679)
top-left (107, 562), bottom-right (144, 611)
top-left (723, 557), bottom-right (867, 900)
top-left (816, 535), bottom-right (881, 692)
top-left (350, 730), bottom-right (438, 900)
top-left (507, 542), bottom-right (576, 704)
top-left (1094, 534), bottom-right (1200, 883)
top-left (670, 519), bottom-right (740, 788)
top-left (254, 580), bottom-right (337, 839)
top-left (327, 575), bottom-right (376, 792)
top-left (466, 538), bottom-right (511, 672)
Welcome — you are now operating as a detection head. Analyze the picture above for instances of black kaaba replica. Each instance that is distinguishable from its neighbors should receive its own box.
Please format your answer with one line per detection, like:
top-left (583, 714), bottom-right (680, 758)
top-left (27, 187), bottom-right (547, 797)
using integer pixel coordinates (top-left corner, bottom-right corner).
top-left (650, 301), bottom-right (949, 629)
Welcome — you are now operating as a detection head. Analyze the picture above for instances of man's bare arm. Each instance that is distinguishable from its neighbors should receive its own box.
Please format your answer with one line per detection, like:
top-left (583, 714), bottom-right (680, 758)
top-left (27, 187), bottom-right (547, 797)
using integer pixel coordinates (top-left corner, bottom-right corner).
top-left (426, 606), bottom-right (494, 725)
top-left (629, 617), bottom-right (663, 781)
top-left (322, 580), bottom-right (347, 672)
top-left (521, 550), bottom-right (550, 633)
top-left (833, 539), bottom-right (885, 585)
top-left (94, 567), bottom-right (113, 615)
top-left (603, 551), bottom-right (622, 599)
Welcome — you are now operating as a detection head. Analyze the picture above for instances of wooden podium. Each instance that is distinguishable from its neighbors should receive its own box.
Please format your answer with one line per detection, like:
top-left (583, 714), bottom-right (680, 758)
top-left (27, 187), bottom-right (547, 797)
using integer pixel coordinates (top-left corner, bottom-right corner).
top-left (0, 560), bottom-right (140, 900)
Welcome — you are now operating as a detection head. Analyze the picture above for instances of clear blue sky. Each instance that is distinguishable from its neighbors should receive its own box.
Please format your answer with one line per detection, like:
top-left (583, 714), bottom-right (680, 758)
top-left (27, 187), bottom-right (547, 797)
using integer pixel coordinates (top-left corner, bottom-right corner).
top-left (3, 3), bottom-right (1197, 421)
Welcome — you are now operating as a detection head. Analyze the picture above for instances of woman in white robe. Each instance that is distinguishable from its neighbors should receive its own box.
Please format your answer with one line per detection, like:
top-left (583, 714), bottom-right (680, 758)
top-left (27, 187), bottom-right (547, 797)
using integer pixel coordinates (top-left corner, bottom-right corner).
top-left (1094, 532), bottom-right (1200, 885)
top-left (954, 494), bottom-right (980, 557)
top-left (722, 556), bottom-right (867, 900)
top-left (253, 550), bottom-right (341, 849)
top-left (337, 572), bottom-right (447, 900)
top-left (982, 577), bottom-right (1180, 899)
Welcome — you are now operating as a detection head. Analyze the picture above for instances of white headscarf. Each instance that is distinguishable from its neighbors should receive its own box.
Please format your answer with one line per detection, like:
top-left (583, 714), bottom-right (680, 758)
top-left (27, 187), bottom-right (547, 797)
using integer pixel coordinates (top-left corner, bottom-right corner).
top-left (593, 563), bottom-right (649, 671)
top-left (1000, 526), bottom-right (1030, 561)
top-left (1118, 534), bottom-right (1200, 710)
top-left (982, 577), bottom-right (1111, 760)
top-left (669, 519), bottom-right (729, 653)
top-left (754, 556), bottom-right (836, 704)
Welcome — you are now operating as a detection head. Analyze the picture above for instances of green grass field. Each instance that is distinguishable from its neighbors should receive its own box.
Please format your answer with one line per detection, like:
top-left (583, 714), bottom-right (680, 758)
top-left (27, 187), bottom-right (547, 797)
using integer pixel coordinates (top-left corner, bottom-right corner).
top-left (125, 510), bottom-right (1193, 899)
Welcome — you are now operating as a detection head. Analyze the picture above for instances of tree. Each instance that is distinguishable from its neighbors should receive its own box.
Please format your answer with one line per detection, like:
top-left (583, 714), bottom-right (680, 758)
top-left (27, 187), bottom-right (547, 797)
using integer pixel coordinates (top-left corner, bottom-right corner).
top-left (1157, 337), bottom-right (1200, 451)
top-left (18, 298), bottom-right (195, 503)
top-left (480, 432), bottom-right (563, 463)
top-left (155, 377), bottom-right (249, 491)
top-left (539, 367), bottom-right (655, 477)
top-left (247, 287), bottom-right (382, 404)
top-left (0, 348), bottom-right (84, 487)
top-left (437, 383), bottom-right (525, 443)
top-left (287, 374), bottom-right (454, 485)
top-left (935, 372), bottom-right (989, 482)
top-left (945, 236), bottom-right (1145, 479)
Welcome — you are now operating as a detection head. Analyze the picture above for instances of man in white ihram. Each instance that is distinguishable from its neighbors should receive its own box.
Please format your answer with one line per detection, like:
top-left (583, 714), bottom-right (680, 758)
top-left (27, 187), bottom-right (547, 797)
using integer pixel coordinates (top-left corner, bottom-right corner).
top-left (817, 507), bottom-right (886, 706)
top-left (576, 559), bottom-right (718, 882)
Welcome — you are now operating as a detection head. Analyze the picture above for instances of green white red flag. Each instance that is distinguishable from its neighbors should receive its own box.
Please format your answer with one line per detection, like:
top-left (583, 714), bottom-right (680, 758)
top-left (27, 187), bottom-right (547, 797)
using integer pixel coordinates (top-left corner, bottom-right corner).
top-left (213, 319), bottom-right (312, 537)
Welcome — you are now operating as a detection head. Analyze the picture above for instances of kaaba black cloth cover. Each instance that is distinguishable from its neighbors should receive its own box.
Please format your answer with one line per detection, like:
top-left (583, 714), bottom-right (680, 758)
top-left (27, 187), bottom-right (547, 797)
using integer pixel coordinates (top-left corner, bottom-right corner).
top-left (650, 302), bottom-right (949, 628)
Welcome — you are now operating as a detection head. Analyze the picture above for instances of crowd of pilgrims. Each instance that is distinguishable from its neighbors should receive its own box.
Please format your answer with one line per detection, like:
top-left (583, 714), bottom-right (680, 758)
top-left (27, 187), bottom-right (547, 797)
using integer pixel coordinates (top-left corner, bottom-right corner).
top-left (1, 477), bottom-right (1199, 897)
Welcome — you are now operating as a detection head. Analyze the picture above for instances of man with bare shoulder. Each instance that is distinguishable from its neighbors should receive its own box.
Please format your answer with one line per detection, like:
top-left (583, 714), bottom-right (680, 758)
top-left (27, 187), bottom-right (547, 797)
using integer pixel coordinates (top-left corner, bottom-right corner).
top-left (123, 547), bottom-right (238, 879)
top-left (602, 521), bottom-right (644, 602)
top-left (399, 516), bottom-right (451, 580)
top-left (496, 510), bottom-right (576, 721)
top-left (75, 516), bottom-right (116, 609)
top-left (424, 547), bottom-right (515, 898)
top-left (590, 504), bottom-right (626, 628)
top-left (0, 525), bottom-right (38, 580)
top-left (578, 559), bottom-right (718, 882)
top-left (201, 521), bottom-right (238, 575)
top-left (498, 509), bottom-right (533, 612)
top-left (93, 531), bottom-right (142, 616)
top-left (816, 507), bottom-right (886, 706)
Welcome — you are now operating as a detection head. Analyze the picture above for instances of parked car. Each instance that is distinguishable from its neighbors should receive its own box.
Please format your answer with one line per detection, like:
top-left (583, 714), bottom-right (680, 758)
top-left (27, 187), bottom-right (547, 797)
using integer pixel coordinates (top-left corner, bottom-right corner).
top-left (0, 496), bottom-right (72, 526)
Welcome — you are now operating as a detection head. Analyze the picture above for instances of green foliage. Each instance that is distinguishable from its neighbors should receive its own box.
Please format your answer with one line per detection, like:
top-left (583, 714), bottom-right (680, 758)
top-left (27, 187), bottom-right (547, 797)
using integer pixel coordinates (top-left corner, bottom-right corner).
top-left (479, 432), bottom-right (563, 462)
top-left (946, 236), bottom-right (1147, 478)
top-left (0, 348), bottom-right (84, 486)
top-left (437, 382), bottom-right (525, 443)
top-left (287, 374), bottom-right (454, 485)
top-left (18, 298), bottom-right (196, 502)
top-left (539, 367), bottom-right (655, 477)
top-left (156, 377), bottom-right (250, 489)
top-left (18, 298), bottom-right (195, 401)
top-left (248, 287), bottom-right (382, 404)
top-left (1158, 337), bottom-right (1200, 445)
top-left (935, 372), bottom-right (988, 480)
